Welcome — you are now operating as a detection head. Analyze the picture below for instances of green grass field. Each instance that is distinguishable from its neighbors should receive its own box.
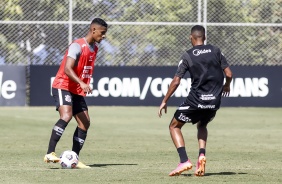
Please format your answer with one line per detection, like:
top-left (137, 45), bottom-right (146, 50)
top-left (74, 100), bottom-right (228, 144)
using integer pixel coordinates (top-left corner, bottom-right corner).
top-left (0, 107), bottom-right (281, 184)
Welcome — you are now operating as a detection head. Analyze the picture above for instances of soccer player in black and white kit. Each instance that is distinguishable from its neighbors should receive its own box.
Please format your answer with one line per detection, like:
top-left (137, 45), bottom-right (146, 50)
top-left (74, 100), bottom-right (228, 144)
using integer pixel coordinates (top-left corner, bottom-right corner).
top-left (158, 25), bottom-right (232, 176)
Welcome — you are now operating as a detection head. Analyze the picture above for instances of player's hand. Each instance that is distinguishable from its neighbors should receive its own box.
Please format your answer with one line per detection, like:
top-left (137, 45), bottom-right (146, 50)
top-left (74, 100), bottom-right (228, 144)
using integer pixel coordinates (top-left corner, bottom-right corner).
top-left (158, 102), bottom-right (167, 118)
top-left (222, 84), bottom-right (230, 97)
top-left (80, 82), bottom-right (93, 94)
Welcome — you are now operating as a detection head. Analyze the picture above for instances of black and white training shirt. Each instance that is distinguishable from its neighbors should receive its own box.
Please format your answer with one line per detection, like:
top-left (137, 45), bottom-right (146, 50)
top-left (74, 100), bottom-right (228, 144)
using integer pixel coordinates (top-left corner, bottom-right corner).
top-left (175, 44), bottom-right (229, 110)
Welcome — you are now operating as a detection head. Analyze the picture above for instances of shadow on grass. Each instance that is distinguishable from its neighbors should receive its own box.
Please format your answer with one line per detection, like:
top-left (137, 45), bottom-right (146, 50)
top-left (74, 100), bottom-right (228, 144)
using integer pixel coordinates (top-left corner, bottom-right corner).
top-left (88, 163), bottom-right (138, 168)
top-left (205, 172), bottom-right (247, 176)
top-left (48, 163), bottom-right (137, 169)
top-left (182, 172), bottom-right (247, 177)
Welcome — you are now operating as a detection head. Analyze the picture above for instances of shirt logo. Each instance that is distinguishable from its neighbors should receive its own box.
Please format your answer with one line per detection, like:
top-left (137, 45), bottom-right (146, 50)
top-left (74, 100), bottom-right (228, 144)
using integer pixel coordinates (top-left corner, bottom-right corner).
top-left (193, 49), bottom-right (211, 56)
top-left (200, 94), bottom-right (216, 101)
top-left (198, 104), bottom-right (215, 109)
top-left (89, 56), bottom-right (93, 62)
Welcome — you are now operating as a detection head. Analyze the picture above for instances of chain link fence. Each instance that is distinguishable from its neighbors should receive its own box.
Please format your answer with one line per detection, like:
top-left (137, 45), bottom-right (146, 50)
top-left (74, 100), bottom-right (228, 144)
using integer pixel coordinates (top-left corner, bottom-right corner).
top-left (0, 0), bottom-right (281, 66)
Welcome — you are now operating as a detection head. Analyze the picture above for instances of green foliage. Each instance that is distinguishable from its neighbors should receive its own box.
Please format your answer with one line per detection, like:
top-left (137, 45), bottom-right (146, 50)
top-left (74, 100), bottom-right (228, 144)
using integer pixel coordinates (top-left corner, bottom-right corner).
top-left (0, 0), bottom-right (281, 66)
top-left (1, 0), bottom-right (22, 20)
top-left (6, 43), bottom-right (29, 64)
top-left (207, 0), bottom-right (281, 65)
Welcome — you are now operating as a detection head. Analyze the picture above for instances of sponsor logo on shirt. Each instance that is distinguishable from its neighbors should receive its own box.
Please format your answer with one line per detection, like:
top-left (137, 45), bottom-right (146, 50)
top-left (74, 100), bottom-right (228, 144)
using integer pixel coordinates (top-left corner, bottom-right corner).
top-left (200, 94), bottom-right (216, 101)
top-left (193, 49), bottom-right (211, 56)
top-left (89, 56), bottom-right (93, 62)
top-left (82, 66), bottom-right (92, 78)
top-left (198, 104), bottom-right (215, 109)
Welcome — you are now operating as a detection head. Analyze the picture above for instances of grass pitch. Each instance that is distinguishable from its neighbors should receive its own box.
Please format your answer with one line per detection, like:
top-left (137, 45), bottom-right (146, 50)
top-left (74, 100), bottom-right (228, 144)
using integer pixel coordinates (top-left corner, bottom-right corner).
top-left (0, 106), bottom-right (281, 184)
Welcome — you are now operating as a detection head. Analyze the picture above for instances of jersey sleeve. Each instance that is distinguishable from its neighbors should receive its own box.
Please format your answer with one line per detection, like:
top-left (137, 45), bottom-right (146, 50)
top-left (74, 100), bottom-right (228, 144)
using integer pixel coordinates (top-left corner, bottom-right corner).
top-left (67, 43), bottom-right (81, 60)
top-left (215, 46), bottom-right (229, 70)
top-left (175, 53), bottom-right (190, 78)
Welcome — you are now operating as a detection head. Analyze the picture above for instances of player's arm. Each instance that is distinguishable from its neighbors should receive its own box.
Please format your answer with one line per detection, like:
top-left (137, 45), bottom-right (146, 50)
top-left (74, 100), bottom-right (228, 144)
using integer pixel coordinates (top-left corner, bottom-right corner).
top-left (158, 56), bottom-right (189, 117)
top-left (158, 76), bottom-right (181, 117)
top-left (64, 57), bottom-right (90, 92)
top-left (217, 48), bottom-right (233, 97)
top-left (64, 43), bottom-right (92, 94)
top-left (222, 66), bottom-right (232, 97)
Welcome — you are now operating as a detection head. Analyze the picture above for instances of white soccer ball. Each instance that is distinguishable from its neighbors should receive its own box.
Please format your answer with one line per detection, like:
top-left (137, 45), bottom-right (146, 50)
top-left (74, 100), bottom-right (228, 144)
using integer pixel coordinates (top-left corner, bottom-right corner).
top-left (59, 150), bottom-right (79, 169)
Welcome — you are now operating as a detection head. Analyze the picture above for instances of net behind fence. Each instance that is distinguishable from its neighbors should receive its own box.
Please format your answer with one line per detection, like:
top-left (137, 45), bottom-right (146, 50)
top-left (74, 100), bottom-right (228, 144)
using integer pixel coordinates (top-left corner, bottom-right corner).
top-left (0, 0), bottom-right (281, 66)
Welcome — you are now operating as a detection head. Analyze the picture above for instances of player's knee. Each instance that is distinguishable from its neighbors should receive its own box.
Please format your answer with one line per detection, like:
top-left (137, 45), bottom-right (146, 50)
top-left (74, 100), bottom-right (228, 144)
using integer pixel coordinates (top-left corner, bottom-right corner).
top-left (197, 121), bottom-right (207, 129)
top-left (169, 119), bottom-right (176, 129)
top-left (80, 120), bottom-right (90, 130)
top-left (85, 121), bottom-right (90, 130)
top-left (169, 118), bottom-right (184, 130)
top-left (60, 113), bottom-right (72, 122)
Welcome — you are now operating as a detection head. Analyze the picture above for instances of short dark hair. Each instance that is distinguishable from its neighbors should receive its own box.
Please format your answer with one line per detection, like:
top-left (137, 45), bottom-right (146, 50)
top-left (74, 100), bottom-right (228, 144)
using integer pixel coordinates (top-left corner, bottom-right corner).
top-left (91, 18), bottom-right (108, 28)
top-left (191, 25), bottom-right (205, 36)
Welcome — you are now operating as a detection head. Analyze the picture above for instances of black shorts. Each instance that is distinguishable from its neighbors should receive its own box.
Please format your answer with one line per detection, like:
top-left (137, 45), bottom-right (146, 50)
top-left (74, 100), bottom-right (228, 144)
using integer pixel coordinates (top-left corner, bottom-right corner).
top-left (52, 88), bottom-right (88, 115)
top-left (174, 107), bottom-right (217, 125)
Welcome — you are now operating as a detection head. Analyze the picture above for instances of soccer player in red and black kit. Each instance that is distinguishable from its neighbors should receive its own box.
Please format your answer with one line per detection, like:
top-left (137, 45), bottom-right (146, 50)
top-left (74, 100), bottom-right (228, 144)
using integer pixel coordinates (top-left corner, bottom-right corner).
top-left (44, 18), bottom-right (108, 168)
top-left (158, 25), bottom-right (232, 176)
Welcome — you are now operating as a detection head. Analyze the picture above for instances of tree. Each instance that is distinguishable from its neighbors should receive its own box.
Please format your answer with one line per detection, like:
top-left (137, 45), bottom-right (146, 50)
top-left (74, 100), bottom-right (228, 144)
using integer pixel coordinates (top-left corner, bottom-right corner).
top-left (0, 0), bottom-right (281, 66)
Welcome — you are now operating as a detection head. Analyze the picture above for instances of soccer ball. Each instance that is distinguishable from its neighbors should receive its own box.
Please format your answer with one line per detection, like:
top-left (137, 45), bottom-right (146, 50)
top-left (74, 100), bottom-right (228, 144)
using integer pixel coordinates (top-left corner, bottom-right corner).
top-left (59, 150), bottom-right (79, 169)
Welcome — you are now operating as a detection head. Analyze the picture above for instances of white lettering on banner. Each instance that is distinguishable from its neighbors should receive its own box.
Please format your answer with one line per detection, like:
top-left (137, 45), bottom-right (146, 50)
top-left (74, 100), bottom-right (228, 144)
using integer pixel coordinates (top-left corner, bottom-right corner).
top-left (229, 77), bottom-right (269, 97)
top-left (87, 77), bottom-right (141, 97)
top-left (121, 78), bottom-right (140, 97)
top-left (108, 77), bottom-right (123, 97)
top-left (97, 77), bottom-right (110, 97)
top-left (161, 78), bottom-right (172, 96)
top-left (174, 79), bottom-right (190, 97)
top-left (49, 77), bottom-right (270, 99)
top-left (140, 77), bottom-right (152, 100)
top-left (151, 78), bottom-right (162, 97)
top-left (0, 72), bottom-right (17, 99)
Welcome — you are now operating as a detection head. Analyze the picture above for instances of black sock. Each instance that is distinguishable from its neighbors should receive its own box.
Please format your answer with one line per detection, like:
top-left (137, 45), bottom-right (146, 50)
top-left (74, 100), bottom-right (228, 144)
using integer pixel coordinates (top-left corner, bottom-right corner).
top-left (199, 148), bottom-right (206, 156)
top-left (177, 147), bottom-right (188, 163)
top-left (47, 119), bottom-right (68, 154)
top-left (72, 127), bottom-right (87, 156)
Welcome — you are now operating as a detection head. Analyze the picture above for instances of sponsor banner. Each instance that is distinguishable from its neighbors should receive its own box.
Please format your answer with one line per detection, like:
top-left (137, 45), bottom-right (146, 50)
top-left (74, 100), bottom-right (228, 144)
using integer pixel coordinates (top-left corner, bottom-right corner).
top-left (221, 66), bottom-right (282, 107)
top-left (30, 66), bottom-right (282, 107)
top-left (0, 66), bottom-right (26, 106)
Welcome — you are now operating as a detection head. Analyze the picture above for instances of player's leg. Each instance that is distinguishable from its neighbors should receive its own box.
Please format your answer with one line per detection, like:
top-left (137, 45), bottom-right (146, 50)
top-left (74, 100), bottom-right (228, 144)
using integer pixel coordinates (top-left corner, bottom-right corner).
top-left (71, 95), bottom-right (91, 168)
top-left (194, 110), bottom-right (216, 176)
top-left (169, 118), bottom-right (187, 162)
top-left (73, 110), bottom-right (90, 155)
top-left (194, 122), bottom-right (207, 176)
top-left (44, 88), bottom-right (73, 163)
top-left (168, 117), bottom-right (192, 176)
top-left (73, 110), bottom-right (90, 168)
top-left (47, 105), bottom-right (72, 153)
top-left (197, 121), bottom-right (207, 155)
